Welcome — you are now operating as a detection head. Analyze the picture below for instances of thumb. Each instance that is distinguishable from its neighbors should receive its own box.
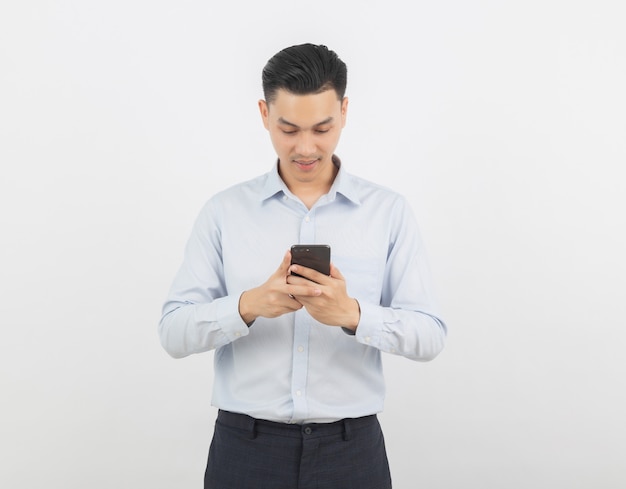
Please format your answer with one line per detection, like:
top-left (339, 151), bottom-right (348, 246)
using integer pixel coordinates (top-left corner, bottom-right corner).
top-left (276, 250), bottom-right (293, 276)
top-left (330, 263), bottom-right (345, 281)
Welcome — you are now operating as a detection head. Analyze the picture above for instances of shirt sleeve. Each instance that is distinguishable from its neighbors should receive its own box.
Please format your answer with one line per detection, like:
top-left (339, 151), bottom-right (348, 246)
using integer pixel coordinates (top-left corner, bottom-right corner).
top-left (352, 196), bottom-right (447, 361)
top-left (158, 200), bottom-right (250, 359)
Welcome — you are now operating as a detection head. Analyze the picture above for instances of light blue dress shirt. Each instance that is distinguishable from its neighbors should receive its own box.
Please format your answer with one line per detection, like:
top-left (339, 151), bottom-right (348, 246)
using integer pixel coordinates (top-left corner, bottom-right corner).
top-left (159, 158), bottom-right (446, 423)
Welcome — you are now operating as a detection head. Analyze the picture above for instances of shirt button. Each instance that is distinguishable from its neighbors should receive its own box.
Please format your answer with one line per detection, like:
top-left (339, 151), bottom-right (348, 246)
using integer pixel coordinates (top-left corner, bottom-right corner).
top-left (235, 332), bottom-right (241, 337)
top-left (365, 336), bottom-right (371, 343)
top-left (297, 345), bottom-right (304, 352)
top-left (296, 390), bottom-right (302, 396)
top-left (304, 216), bottom-right (310, 222)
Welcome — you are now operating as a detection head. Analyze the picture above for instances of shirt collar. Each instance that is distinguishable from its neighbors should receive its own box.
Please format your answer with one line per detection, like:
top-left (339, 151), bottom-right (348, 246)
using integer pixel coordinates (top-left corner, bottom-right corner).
top-left (259, 155), bottom-right (361, 205)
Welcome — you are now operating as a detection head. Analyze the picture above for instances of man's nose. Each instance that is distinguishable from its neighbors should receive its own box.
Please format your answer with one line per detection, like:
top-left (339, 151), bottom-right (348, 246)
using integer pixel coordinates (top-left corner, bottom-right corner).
top-left (295, 132), bottom-right (316, 156)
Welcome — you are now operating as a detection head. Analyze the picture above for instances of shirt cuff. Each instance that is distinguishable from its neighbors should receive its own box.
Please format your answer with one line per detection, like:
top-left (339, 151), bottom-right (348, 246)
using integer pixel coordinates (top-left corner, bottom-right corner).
top-left (214, 294), bottom-right (251, 342)
top-left (351, 301), bottom-right (384, 347)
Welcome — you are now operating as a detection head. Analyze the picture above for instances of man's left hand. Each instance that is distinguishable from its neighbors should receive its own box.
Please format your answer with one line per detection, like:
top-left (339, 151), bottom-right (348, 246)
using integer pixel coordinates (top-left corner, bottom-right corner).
top-left (286, 263), bottom-right (360, 331)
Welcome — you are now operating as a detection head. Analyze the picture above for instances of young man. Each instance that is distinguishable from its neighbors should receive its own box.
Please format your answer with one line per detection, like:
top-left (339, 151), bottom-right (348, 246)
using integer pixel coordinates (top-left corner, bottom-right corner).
top-left (159, 43), bottom-right (446, 489)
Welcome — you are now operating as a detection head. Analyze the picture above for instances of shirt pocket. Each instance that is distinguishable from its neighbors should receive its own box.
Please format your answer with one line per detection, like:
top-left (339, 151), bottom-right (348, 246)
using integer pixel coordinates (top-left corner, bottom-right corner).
top-left (333, 255), bottom-right (382, 303)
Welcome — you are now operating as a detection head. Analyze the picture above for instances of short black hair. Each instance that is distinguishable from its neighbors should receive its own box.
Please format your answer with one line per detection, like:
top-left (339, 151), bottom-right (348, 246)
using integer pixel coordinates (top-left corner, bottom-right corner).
top-left (262, 43), bottom-right (347, 104)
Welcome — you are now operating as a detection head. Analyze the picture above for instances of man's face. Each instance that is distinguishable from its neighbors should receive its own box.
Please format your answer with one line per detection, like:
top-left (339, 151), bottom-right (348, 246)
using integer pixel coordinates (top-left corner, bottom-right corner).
top-left (259, 89), bottom-right (348, 189)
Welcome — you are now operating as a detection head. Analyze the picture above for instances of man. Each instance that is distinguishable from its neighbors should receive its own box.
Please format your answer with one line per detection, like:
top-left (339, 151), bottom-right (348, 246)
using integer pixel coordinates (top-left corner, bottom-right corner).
top-left (159, 43), bottom-right (446, 489)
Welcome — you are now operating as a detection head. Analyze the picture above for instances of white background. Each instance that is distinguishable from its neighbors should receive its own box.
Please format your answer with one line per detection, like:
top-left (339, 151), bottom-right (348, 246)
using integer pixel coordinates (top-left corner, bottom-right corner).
top-left (1, 1), bottom-right (625, 488)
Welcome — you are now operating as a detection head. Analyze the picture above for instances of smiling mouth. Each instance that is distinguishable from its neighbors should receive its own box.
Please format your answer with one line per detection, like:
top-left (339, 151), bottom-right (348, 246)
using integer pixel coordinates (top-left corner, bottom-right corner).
top-left (294, 160), bottom-right (319, 172)
top-left (293, 157), bottom-right (320, 166)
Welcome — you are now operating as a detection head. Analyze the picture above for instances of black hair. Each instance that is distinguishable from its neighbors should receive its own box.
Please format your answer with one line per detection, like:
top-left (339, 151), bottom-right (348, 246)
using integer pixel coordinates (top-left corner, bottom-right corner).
top-left (262, 43), bottom-right (347, 104)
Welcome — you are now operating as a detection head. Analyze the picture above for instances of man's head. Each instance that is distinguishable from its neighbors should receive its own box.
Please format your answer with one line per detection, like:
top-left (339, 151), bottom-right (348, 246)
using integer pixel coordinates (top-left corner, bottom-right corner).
top-left (259, 44), bottom-right (349, 197)
top-left (262, 44), bottom-right (347, 104)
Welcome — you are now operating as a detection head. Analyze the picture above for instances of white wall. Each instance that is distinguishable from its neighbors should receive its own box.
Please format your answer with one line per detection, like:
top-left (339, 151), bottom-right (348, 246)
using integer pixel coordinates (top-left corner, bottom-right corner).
top-left (1, 1), bottom-right (624, 488)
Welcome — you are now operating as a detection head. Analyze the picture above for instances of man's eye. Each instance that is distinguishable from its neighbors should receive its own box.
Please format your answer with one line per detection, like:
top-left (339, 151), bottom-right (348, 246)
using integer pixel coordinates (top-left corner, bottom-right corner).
top-left (315, 129), bottom-right (330, 134)
top-left (281, 130), bottom-right (297, 135)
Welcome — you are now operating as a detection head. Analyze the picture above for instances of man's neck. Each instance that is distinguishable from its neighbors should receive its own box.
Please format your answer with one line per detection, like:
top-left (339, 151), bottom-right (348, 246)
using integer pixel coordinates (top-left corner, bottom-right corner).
top-left (279, 158), bottom-right (339, 210)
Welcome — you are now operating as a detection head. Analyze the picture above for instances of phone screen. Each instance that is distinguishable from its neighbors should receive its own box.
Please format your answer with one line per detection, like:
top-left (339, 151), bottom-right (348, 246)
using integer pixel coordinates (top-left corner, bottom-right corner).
top-left (290, 244), bottom-right (331, 276)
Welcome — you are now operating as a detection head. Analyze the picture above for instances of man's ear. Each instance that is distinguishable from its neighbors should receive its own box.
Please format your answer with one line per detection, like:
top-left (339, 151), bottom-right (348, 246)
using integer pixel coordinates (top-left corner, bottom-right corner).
top-left (258, 99), bottom-right (270, 130)
top-left (341, 97), bottom-right (349, 127)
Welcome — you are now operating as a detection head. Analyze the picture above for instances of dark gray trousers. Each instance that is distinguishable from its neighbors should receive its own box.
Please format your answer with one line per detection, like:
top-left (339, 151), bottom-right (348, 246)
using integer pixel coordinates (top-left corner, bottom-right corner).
top-left (204, 410), bottom-right (392, 489)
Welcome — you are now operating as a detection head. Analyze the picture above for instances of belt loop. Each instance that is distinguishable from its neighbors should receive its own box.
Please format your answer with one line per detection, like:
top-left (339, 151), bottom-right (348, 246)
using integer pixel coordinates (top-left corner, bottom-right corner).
top-left (343, 419), bottom-right (352, 441)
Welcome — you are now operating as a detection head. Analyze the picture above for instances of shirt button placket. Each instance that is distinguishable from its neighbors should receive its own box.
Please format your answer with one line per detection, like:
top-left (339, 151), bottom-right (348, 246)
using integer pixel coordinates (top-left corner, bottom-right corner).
top-left (291, 311), bottom-right (310, 420)
top-left (299, 211), bottom-right (314, 243)
top-left (292, 209), bottom-right (315, 421)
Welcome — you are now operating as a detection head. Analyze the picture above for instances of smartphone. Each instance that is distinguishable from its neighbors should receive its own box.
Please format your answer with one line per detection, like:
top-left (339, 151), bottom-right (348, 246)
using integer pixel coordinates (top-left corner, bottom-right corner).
top-left (290, 244), bottom-right (331, 277)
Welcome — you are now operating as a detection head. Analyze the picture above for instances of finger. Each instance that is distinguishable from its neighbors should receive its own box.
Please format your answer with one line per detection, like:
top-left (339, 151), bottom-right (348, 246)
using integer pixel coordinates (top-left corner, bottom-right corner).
top-left (276, 250), bottom-right (293, 276)
top-left (289, 264), bottom-right (328, 283)
top-left (330, 263), bottom-right (345, 281)
top-left (286, 272), bottom-right (317, 285)
top-left (288, 283), bottom-right (322, 297)
top-left (285, 295), bottom-right (304, 310)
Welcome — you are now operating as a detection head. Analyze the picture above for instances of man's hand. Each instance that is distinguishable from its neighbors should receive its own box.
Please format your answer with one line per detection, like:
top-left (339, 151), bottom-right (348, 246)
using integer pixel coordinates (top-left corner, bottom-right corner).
top-left (286, 263), bottom-right (360, 331)
top-left (238, 251), bottom-right (303, 325)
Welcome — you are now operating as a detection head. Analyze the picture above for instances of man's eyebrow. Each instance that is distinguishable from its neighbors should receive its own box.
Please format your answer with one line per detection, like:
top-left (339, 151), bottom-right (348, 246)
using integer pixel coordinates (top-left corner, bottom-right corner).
top-left (277, 117), bottom-right (334, 128)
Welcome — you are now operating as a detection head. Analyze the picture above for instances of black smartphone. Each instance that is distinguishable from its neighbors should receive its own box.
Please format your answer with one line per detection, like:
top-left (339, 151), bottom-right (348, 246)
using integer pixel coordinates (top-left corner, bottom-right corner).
top-left (290, 244), bottom-right (331, 277)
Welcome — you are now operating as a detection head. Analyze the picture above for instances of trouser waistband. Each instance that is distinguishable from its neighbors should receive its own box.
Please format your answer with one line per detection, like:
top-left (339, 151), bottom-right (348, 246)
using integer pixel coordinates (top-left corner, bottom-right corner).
top-left (216, 409), bottom-right (378, 441)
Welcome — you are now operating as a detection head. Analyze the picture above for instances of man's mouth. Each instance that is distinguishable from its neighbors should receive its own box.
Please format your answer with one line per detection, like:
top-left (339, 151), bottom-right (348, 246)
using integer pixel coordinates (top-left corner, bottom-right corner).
top-left (293, 158), bottom-right (319, 170)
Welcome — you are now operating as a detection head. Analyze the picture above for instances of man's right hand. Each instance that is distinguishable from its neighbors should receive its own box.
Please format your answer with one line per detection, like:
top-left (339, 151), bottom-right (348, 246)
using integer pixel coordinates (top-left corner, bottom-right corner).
top-left (238, 250), bottom-right (303, 325)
